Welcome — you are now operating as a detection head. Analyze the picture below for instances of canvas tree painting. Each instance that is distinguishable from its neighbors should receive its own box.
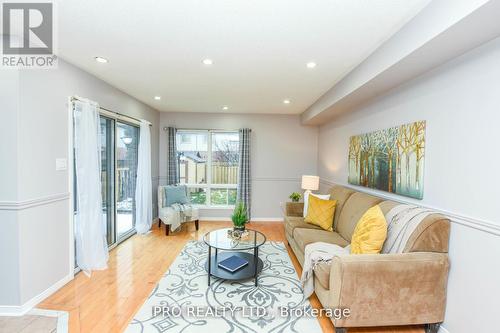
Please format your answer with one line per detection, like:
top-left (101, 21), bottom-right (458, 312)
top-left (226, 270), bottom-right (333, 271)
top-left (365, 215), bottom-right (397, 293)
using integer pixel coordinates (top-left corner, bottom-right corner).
top-left (348, 121), bottom-right (426, 199)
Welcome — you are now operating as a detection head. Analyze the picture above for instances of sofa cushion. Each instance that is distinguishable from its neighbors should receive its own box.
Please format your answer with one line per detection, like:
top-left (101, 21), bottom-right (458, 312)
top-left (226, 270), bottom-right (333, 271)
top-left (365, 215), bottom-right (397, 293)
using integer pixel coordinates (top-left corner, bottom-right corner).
top-left (284, 216), bottom-right (321, 238)
top-left (337, 192), bottom-right (383, 241)
top-left (304, 195), bottom-right (337, 231)
top-left (378, 200), bottom-right (399, 215)
top-left (328, 186), bottom-right (355, 231)
top-left (293, 228), bottom-right (349, 251)
top-left (351, 205), bottom-right (387, 254)
top-left (303, 192), bottom-right (330, 217)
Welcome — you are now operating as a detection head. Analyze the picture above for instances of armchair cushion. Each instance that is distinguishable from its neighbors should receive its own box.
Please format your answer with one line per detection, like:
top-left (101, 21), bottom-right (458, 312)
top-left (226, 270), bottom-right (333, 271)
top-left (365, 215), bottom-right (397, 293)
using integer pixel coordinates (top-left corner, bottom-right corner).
top-left (165, 185), bottom-right (188, 206)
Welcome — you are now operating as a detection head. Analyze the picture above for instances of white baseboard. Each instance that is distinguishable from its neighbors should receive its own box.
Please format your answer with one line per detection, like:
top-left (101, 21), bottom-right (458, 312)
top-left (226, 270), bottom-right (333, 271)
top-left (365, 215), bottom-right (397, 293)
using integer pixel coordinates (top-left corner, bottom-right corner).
top-left (251, 218), bottom-right (284, 222)
top-left (0, 274), bottom-right (73, 316)
top-left (200, 217), bottom-right (283, 222)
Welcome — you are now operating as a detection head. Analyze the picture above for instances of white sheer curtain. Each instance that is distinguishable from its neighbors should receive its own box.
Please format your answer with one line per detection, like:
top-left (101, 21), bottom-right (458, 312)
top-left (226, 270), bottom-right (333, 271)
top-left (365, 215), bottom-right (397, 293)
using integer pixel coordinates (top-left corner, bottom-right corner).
top-left (74, 98), bottom-right (109, 275)
top-left (135, 120), bottom-right (152, 234)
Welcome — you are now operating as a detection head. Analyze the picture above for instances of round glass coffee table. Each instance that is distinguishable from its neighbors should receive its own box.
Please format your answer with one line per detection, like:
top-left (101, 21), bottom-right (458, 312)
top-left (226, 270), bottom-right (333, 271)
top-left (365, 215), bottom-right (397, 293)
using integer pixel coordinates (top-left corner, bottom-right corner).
top-left (203, 228), bottom-right (266, 286)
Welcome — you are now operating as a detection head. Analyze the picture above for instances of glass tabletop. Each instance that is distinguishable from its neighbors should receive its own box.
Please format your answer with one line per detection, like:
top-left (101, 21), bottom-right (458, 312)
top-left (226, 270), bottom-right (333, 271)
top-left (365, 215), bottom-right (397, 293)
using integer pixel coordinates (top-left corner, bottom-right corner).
top-left (203, 228), bottom-right (266, 250)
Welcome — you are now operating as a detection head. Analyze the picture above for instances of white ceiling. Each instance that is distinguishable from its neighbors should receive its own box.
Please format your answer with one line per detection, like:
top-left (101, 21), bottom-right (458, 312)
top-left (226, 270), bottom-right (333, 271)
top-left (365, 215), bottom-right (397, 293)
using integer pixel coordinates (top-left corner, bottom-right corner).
top-left (58, 0), bottom-right (431, 114)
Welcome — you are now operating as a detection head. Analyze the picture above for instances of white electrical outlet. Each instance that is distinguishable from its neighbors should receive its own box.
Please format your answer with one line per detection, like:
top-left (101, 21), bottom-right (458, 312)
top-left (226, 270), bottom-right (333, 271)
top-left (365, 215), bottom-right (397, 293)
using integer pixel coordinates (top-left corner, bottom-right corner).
top-left (56, 158), bottom-right (67, 171)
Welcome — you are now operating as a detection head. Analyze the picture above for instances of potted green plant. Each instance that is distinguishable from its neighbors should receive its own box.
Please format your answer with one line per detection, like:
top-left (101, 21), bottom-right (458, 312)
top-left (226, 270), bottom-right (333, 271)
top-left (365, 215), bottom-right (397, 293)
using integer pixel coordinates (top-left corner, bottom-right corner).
top-left (231, 201), bottom-right (248, 231)
top-left (289, 192), bottom-right (301, 202)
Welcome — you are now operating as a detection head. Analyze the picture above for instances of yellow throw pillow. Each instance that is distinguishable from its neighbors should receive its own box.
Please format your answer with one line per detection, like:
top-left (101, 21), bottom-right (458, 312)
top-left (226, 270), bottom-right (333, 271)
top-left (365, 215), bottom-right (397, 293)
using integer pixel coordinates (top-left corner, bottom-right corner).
top-left (304, 195), bottom-right (337, 231)
top-left (351, 205), bottom-right (387, 254)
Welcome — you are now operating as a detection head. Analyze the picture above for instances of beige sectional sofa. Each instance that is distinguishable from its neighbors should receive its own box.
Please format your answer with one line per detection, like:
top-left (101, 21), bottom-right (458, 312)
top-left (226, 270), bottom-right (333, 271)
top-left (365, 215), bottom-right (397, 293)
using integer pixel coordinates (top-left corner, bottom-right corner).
top-left (285, 185), bottom-right (450, 333)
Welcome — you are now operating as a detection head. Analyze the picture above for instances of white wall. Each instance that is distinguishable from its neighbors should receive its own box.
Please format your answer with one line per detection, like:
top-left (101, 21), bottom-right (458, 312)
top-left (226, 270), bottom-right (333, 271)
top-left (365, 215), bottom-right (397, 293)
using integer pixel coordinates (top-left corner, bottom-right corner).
top-left (317, 37), bottom-right (500, 333)
top-left (0, 69), bottom-right (21, 307)
top-left (0, 59), bottom-right (160, 312)
top-left (159, 112), bottom-right (318, 218)
top-left (17, 60), bottom-right (161, 201)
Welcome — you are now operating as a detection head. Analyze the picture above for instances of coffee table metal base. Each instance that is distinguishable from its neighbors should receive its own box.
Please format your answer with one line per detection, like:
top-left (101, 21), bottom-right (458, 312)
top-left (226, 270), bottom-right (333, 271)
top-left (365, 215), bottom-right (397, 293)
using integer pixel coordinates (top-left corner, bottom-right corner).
top-left (205, 251), bottom-right (263, 286)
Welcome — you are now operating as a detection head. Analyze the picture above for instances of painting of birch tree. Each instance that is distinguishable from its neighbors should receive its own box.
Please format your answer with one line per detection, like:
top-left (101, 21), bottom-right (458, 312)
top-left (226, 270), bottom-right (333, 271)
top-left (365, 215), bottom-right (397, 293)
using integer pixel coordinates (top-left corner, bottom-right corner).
top-left (348, 121), bottom-right (426, 199)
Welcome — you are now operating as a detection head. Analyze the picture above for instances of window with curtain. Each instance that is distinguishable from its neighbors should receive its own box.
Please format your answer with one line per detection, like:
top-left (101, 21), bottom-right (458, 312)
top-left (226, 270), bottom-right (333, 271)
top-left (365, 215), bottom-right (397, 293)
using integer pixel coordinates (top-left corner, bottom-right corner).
top-left (176, 130), bottom-right (239, 207)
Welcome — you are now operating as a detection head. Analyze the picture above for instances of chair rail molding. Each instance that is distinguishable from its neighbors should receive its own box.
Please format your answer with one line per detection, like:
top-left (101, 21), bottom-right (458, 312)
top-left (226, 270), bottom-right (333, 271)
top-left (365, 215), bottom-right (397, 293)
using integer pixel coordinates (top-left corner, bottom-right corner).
top-left (252, 177), bottom-right (301, 182)
top-left (199, 217), bottom-right (283, 222)
top-left (157, 176), bottom-right (300, 183)
top-left (0, 192), bottom-right (70, 211)
top-left (320, 178), bottom-right (500, 237)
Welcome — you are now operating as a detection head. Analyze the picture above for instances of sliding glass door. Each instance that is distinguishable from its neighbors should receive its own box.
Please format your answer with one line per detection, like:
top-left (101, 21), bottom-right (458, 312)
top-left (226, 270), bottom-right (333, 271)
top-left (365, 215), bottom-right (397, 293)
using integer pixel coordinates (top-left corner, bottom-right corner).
top-left (100, 117), bottom-right (115, 246)
top-left (116, 122), bottom-right (139, 241)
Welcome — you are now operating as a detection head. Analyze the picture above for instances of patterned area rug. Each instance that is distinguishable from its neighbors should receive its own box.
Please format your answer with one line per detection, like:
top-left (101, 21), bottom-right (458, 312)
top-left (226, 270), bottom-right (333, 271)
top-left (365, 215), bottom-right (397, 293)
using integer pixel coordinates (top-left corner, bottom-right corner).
top-left (126, 241), bottom-right (322, 332)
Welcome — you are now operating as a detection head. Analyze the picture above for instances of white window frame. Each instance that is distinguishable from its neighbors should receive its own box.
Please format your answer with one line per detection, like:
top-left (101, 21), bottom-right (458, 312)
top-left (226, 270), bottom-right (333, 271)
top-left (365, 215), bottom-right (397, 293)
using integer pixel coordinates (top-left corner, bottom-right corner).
top-left (177, 129), bottom-right (238, 208)
top-left (180, 133), bottom-right (192, 144)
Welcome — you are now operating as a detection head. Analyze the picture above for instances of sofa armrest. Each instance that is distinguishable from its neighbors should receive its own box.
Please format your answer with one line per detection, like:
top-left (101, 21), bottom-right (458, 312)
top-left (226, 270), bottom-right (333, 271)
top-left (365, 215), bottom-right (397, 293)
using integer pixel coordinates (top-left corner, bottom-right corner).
top-left (285, 202), bottom-right (304, 217)
top-left (329, 252), bottom-right (449, 328)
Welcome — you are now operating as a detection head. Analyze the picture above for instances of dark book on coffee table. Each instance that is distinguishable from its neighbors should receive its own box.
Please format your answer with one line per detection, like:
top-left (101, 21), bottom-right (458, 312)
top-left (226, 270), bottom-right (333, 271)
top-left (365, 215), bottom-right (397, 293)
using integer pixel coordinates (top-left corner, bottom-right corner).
top-left (218, 255), bottom-right (249, 273)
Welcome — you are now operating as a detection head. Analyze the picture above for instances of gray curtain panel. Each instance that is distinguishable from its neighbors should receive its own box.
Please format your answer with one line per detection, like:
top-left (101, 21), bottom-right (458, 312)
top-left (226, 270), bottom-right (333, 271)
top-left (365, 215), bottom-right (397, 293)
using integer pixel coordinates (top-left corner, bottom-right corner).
top-left (237, 128), bottom-right (251, 219)
top-left (167, 127), bottom-right (179, 185)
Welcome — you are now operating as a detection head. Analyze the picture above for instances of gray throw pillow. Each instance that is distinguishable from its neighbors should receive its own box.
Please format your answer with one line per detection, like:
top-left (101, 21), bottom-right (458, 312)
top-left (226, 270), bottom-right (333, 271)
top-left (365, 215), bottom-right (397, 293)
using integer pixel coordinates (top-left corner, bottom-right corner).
top-left (165, 185), bottom-right (189, 206)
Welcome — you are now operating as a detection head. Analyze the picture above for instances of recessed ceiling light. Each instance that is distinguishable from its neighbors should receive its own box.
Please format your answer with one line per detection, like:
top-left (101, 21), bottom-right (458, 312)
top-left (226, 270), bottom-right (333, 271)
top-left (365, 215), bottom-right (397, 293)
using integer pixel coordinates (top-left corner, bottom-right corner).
top-left (283, 99), bottom-right (291, 104)
top-left (222, 106), bottom-right (229, 110)
top-left (306, 62), bottom-right (317, 69)
top-left (154, 96), bottom-right (161, 100)
top-left (95, 56), bottom-right (108, 63)
top-left (202, 59), bottom-right (213, 65)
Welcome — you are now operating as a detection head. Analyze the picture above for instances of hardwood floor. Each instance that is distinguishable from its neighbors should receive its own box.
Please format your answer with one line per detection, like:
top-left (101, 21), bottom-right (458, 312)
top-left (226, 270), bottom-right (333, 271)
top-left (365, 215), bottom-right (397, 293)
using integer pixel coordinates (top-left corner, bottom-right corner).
top-left (38, 221), bottom-right (424, 333)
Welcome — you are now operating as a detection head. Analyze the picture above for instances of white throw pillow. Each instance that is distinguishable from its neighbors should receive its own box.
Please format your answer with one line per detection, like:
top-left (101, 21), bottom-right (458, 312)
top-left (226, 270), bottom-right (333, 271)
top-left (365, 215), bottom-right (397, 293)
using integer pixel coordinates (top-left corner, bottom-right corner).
top-left (303, 192), bottom-right (331, 217)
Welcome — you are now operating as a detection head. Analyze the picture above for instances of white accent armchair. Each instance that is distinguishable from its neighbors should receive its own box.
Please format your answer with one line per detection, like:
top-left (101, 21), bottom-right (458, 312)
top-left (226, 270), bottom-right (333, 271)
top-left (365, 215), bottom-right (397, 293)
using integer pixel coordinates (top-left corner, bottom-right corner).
top-left (158, 185), bottom-right (200, 235)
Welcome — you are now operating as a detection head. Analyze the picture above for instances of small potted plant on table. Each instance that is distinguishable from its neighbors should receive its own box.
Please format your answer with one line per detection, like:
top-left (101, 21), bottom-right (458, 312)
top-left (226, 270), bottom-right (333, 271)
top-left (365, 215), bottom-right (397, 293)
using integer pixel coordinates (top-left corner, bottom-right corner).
top-left (289, 192), bottom-right (301, 202)
top-left (231, 202), bottom-right (248, 232)
top-left (286, 192), bottom-right (303, 217)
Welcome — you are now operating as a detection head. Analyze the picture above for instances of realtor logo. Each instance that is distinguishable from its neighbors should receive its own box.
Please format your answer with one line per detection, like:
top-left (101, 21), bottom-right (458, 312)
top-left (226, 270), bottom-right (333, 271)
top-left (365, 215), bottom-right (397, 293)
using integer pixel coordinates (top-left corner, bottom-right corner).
top-left (1, 1), bottom-right (57, 68)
